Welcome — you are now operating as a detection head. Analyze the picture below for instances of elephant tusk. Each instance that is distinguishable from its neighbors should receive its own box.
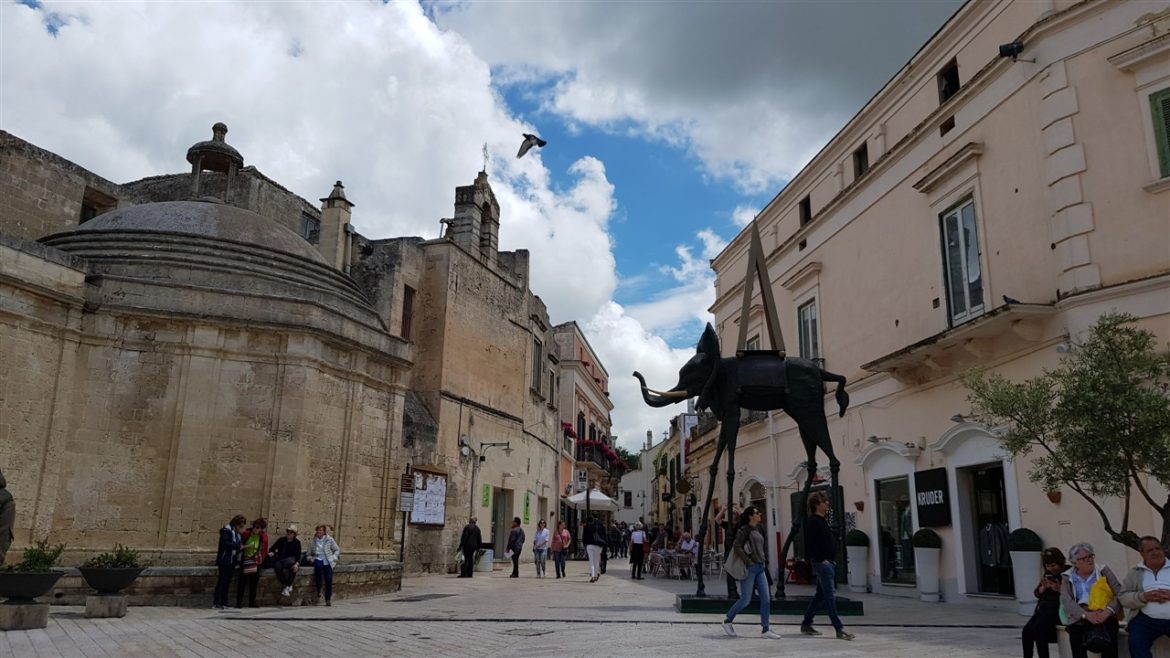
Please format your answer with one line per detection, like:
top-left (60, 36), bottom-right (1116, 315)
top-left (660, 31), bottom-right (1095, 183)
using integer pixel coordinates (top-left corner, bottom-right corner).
top-left (647, 388), bottom-right (689, 399)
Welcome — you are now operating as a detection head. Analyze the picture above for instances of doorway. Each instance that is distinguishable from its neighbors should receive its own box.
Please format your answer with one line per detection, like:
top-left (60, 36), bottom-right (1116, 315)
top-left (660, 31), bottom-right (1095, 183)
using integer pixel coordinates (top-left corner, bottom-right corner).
top-left (960, 463), bottom-right (1013, 595)
top-left (491, 487), bottom-right (513, 556)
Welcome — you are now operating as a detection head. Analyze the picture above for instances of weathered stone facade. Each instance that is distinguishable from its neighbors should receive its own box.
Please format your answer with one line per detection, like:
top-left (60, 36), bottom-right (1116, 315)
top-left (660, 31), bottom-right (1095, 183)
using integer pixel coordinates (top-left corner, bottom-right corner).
top-left (0, 125), bottom-right (561, 574)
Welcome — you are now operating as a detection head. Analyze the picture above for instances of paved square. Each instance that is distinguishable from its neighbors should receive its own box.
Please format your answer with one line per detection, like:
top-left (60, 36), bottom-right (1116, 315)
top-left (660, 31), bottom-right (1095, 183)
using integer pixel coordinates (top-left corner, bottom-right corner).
top-left (2, 560), bottom-right (1025, 657)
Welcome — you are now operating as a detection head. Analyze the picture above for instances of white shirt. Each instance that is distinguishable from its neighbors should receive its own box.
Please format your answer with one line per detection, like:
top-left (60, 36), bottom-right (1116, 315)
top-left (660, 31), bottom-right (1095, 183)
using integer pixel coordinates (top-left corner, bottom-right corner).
top-left (630, 530), bottom-right (646, 544)
top-left (533, 528), bottom-right (551, 549)
top-left (1140, 563), bottom-right (1170, 620)
top-left (679, 538), bottom-right (698, 556)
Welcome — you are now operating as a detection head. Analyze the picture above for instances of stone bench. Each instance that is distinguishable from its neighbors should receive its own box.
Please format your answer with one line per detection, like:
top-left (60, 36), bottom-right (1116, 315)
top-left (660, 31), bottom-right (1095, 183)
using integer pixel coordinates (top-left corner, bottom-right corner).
top-left (1056, 624), bottom-right (1170, 658)
top-left (42, 562), bottom-right (402, 607)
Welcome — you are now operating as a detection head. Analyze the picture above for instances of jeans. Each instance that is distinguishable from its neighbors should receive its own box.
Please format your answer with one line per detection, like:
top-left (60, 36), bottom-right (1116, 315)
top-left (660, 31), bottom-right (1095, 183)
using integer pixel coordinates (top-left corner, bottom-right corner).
top-left (1126, 613), bottom-right (1170, 658)
top-left (274, 557), bottom-right (298, 586)
top-left (586, 544), bottom-right (603, 577)
top-left (313, 561), bottom-right (334, 602)
top-left (553, 550), bottom-right (567, 577)
top-left (212, 564), bottom-right (234, 606)
top-left (534, 548), bottom-right (548, 576)
top-left (726, 563), bottom-right (770, 630)
top-left (802, 561), bottom-right (844, 631)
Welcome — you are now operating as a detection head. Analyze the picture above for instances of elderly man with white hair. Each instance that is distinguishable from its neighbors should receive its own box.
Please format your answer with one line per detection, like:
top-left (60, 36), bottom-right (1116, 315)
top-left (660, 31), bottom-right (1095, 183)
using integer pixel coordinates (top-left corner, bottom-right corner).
top-left (1119, 536), bottom-right (1170, 658)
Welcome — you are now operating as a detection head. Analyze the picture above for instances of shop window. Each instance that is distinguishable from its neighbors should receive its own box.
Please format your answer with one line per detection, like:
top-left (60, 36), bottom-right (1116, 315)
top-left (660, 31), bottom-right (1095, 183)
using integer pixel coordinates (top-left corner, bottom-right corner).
top-left (876, 475), bottom-right (916, 585)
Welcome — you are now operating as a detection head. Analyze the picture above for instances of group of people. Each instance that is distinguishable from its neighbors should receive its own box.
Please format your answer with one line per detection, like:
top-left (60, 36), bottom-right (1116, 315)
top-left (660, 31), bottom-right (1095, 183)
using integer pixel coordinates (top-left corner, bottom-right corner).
top-left (212, 515), bottom-right (341, 609)
top-left (1021, 536), bottom-right (1170, 658)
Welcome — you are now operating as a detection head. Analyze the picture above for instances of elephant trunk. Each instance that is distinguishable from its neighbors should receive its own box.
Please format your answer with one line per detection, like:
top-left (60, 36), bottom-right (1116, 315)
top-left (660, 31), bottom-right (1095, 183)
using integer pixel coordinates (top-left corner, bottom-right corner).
top-left (632, 371), bottom-right (687, 408)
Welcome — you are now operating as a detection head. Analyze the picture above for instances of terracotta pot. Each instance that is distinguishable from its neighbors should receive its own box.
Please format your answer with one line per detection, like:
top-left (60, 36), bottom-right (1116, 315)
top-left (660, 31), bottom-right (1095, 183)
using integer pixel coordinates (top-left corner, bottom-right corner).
top-left (1046, 491), bottom-right (1062, 504)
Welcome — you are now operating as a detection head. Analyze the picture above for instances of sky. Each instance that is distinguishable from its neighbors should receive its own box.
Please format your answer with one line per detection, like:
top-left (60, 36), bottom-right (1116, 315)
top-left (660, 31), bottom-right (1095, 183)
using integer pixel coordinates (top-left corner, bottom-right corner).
top-left (1, 0), bottom-right (963, 452)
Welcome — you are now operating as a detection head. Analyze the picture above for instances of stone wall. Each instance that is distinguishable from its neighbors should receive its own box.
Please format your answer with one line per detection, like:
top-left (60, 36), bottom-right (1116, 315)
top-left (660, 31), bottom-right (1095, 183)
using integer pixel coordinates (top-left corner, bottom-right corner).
top-left (46, 562), bottom-right (402, 607)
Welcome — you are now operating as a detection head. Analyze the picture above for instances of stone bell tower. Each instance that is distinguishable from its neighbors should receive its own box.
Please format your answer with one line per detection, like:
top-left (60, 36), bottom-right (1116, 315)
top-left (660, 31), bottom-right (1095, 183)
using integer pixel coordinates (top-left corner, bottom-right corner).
top-left (187, 122), bottom-right (243, 203)
top-left (445, 171), bottom-right (500, 264)
top-left (320, 180), bottom-right (354, 272)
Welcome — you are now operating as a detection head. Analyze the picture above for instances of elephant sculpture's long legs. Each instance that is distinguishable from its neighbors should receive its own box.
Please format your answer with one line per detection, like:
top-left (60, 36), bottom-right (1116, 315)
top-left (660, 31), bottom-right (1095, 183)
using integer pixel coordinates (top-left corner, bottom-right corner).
top-left (775, 459), bottom-right (818, 599)
top-left (723, 424), bottom-right (740, 598)
top-left (693, 422), bottom-right (733, 597)
top-left (776, 411), bottom-right (843, 599)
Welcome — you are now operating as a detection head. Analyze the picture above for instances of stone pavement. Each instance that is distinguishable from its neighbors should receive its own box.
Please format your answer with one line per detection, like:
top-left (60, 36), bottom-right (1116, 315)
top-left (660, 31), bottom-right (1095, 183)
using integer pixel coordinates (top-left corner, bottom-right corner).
top-left (2, 558), bottom-right (1026, 657)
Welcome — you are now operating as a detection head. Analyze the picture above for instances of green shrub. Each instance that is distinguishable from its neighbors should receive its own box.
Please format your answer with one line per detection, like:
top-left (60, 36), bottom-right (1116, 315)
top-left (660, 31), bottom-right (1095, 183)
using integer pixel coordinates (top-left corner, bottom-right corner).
top-left (912, 528), bottom-right (942, 549)
top-left (1008, 528), bottom-right (1043, 552)
top-left (845, 529), bottom-right (870, 547)
top-left (5, 539), bottom-right (65, 573)
top-left (82, 544), bottom-right (141, 569)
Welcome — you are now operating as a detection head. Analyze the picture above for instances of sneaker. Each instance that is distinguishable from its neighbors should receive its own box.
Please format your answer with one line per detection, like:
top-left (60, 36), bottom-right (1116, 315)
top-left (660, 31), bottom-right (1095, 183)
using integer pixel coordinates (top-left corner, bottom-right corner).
top-left (762, 629), bottom-right (783, 639)
top-left (836, 630), bottom-right (855, 641)
top-left (800, 625), bottom-right (822, 636)
top-left (325, 600), bottom-right (331, 607)
top-left (721, 620), bottom-right (736, 637)
top-left (212, 604), bottom-right (224, 610)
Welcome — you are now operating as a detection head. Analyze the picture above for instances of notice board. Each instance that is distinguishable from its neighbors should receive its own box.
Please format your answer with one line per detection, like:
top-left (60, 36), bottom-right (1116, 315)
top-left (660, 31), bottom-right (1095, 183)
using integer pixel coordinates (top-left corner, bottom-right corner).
top-left (409, 470), bottom-right (447, 526)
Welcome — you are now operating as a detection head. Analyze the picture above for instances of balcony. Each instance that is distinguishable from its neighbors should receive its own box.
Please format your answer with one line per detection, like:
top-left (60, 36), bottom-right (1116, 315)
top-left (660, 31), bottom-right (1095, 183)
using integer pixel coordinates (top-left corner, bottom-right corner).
top-left (576, 444), bottom-right (609, 471)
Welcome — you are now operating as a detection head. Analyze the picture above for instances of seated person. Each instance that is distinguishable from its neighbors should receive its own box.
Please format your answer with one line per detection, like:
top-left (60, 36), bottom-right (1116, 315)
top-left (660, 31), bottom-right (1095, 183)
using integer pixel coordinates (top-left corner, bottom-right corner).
top-left (1119, 536), bottom-right (1170, 658)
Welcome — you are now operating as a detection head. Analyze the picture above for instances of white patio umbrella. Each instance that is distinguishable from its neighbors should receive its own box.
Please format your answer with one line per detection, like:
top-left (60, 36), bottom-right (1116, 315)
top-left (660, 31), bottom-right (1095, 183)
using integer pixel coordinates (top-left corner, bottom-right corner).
top-left (564, 488), bottom-right (620, 512)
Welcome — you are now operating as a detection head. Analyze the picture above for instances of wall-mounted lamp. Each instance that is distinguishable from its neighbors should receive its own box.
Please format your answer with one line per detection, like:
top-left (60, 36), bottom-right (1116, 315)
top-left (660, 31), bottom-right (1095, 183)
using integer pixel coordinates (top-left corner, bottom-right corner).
top-left (998, 39), bottom-right (1035, 63)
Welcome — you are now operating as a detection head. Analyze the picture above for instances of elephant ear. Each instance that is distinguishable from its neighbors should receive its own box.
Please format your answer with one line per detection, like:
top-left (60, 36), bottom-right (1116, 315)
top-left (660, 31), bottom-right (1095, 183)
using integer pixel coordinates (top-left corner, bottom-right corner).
top-left (697, 323), bottom-right (721, 358)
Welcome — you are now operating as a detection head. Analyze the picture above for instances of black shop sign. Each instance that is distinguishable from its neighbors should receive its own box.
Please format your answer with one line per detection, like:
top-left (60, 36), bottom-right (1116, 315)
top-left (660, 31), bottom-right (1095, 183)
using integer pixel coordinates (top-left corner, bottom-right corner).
top-left (914, 468), bottom-right (952, 527)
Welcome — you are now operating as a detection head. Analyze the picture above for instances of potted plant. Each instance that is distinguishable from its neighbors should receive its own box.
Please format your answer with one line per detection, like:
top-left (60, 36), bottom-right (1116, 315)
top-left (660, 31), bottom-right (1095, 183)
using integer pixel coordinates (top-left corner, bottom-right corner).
top-left (1008, 528), bottom-right (1043, 616)
top-left (844, 529), bottom-right (870, 593)
top-left (79, 544), bottom-right (145, 595)
top-left (912, 528), bottom-right (942, 602)
top-left (0, 539), bottom-right (66, 603)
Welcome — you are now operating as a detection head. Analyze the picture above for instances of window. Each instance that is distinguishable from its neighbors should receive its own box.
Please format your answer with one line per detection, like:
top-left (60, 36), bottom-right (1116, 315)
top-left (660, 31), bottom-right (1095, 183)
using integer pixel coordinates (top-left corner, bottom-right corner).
top-left (624, 491), bottom-right (633, 508)
top-left (937, 58), bottom-right (960, 104)
top-left (548, 371), bottom-right (556, 405)
top-left (939, 198), bottom-right (985, 325)
top-left (398, 286), bottom-right (415, 340)
top-left (301, 213), bottom-right (321, 244)
top-left (876, 476), bottom-right (915, 585)
top-left (798, 299), bottom-right (820, 361)
top-left (746, 334), bottom-right (760, 351)
top-left (853, 143), bottom-right (869, 179)
top-left (531, 338), bottom-right (543, 394)
top-left (798, 195), bottom-right (812, 226)
top-left (79, 187), bottom-right (116, 224)
top-left (1152, 88), bottom-right (1170, 178)
top-left (577, 412), bottom-right (585, 447)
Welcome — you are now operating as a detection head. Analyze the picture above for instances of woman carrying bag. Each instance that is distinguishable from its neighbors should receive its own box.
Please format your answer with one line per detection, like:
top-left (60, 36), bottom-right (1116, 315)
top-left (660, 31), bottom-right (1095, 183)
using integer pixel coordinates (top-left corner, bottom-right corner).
top-left (720, 506), bottom-right (781, 640)
top-left (1060, 542), bottom-right (1122, 658)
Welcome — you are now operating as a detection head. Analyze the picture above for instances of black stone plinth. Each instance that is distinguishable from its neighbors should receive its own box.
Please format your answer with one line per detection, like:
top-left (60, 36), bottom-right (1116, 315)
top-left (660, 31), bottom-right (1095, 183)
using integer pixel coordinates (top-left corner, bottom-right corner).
top-left (675, 594), bottom-right (864, 615)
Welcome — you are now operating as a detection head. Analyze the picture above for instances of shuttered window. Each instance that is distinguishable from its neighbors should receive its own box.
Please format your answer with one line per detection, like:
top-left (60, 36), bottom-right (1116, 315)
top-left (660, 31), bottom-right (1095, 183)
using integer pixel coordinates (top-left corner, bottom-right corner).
top-left (1152, 88), bottom-right (1170, 178)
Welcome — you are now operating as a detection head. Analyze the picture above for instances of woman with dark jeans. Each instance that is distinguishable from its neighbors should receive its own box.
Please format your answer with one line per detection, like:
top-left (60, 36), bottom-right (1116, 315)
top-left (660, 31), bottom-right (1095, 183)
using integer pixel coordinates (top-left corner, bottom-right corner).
top-left (1022, 548), bottom-right (1067, 658)
top-left (629, 522), bottom-right (647, 580)
top-left (212, 515), bottom-right (246, 609)
top-left (721, 507), bottom-right (781, 640)
top-left (308, 524), bottom-right (341, 606)
top-left (236, 517), bottom-right (268, 608)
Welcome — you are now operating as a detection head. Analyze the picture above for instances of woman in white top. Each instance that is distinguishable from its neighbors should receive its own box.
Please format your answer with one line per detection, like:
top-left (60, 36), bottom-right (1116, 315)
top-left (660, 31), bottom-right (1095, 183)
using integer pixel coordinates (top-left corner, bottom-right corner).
top-left (532, 519), bottom-right (551, 578)
top-left (629, 522), bottom-right (647, 580)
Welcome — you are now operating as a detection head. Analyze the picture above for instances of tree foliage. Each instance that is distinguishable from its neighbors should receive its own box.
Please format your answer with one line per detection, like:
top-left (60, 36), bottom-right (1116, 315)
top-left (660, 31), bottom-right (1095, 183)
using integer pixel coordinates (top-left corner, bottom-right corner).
top-left (615, 445), bottom-right (640, 472)
top-left (960, 313), bottom-right (1170, 551)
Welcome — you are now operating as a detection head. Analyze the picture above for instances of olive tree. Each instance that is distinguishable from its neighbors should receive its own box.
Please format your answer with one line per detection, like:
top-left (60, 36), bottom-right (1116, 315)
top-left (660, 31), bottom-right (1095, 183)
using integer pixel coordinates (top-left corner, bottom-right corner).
top-left (961, 313), bottom-right (1170, 551)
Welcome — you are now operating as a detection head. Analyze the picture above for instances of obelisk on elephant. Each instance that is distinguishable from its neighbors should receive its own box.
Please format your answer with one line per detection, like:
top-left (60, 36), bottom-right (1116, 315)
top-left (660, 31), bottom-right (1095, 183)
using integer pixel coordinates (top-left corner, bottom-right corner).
top-left (633, 322), bottom-right (849, 598)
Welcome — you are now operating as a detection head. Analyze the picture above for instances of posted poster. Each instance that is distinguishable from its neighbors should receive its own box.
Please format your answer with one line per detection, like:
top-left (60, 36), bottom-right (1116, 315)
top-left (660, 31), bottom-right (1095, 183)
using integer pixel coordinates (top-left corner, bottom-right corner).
top-left (409, 470), bottom-right (447, 526)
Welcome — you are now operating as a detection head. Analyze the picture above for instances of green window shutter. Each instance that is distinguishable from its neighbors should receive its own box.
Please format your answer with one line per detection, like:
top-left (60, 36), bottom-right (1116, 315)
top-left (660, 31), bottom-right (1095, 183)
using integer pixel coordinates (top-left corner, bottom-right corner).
top-left (1152, 88), bottom-right (1170, 178)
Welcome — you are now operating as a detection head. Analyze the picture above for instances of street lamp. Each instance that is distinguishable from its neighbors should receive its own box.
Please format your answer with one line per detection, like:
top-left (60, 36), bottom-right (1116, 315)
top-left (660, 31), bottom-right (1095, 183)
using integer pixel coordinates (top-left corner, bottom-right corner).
top-left (462, 437), bottom-right (513, 517)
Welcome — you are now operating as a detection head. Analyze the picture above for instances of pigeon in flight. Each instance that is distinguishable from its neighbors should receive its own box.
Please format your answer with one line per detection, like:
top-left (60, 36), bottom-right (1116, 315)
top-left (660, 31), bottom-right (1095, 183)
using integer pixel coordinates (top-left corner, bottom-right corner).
top-left (1002, 294), bottom-right (1022, 305)
top-left (516, 133), bottom-right (547, 159)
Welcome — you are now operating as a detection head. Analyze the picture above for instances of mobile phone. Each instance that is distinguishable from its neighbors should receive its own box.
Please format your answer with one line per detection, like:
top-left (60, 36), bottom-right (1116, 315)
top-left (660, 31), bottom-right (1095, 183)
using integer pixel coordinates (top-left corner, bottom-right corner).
top-left (1045, 574), bottom-right (1059, 582)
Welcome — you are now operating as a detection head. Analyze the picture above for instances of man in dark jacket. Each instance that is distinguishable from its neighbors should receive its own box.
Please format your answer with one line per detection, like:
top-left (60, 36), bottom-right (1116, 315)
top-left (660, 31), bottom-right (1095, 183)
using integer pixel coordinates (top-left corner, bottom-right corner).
top-left (267, 525), bottom-right (303, 597)
top-left (507, 517), bottom-right (525, 578)
top-left (459, 517), bottom-right (482, 578)
top-left (800, 492), bottom-right (855, 640)
top-left (0, 468), bottom-right (14, 565)
top-left (213, 515), bottom-right (246, 609)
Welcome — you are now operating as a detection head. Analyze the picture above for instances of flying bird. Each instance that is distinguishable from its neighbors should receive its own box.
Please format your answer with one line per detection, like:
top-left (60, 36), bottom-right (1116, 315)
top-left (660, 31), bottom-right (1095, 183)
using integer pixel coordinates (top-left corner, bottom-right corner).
top-left (516, 133), bottom-right (547, 159)
top-left (1002, 294), bottom-right (1022, 305)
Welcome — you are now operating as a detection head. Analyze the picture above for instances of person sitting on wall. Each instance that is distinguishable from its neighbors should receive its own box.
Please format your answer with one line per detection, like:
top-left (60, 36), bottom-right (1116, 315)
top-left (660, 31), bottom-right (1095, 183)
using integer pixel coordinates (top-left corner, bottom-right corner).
top-left (1021, 547), bottom-right (1067, 658)
top-left (268, 525), bottom-right (302, 598)
top-left (1060, 542), bottom-right (1123, 658)
top-left (1119, 536), bottom-right (1170, 658)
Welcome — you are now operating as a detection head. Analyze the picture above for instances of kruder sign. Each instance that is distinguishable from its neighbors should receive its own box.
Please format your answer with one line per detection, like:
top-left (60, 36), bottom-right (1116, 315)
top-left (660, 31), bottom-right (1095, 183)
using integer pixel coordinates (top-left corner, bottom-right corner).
top-left (914, 468), bottom-right (951, 527)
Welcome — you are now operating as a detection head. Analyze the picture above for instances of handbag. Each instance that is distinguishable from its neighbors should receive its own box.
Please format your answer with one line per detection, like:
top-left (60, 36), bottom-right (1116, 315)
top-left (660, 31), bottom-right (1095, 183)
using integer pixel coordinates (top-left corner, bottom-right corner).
top-left (1082, 623), bottom-right (1112, 654)
top-left (241, 558), bottom-right (258, 575)
top-left (724, 547), bottom-right (747, 581)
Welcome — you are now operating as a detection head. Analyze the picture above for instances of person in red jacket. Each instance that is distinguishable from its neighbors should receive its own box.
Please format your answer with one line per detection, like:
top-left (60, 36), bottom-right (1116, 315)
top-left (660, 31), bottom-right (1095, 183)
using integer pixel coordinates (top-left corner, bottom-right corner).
top-left (236, 517), bottom-right (269, 608)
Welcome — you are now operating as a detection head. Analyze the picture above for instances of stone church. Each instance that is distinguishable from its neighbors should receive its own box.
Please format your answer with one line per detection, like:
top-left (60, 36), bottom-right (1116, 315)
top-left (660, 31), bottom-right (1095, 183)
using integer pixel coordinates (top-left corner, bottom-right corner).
top-left (0, 123), bottom-right (562, 571)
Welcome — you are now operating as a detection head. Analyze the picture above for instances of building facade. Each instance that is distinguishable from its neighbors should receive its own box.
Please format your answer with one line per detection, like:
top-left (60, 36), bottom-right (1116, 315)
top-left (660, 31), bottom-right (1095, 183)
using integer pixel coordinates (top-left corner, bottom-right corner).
top-left (692, 0), bottom-right (1170, 606)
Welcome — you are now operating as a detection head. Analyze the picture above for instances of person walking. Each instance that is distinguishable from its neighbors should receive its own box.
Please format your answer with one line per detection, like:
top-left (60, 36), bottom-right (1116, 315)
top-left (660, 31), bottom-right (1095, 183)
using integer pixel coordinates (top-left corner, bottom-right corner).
top-left (1060, 541), bottom-right (1123, 658)
top-left (551, 521), bottom-right (571, 578)
top-left (0, 468), bottom-right (14, 566)
top-left (608, 522), bottom-right (621, 559)
top-left (213, 515), bottom-right (246, 609)
top-left (507, 517), bottom-right (525, 578)
top-left (1021, 547), bottom-right (1067, 658)
top-left (629, 522), bottom-right (647, 580)
top-left (235, 517), bottom-right (269, 608)
top-left (721, 506), bottom-right (781, 640)
top-left (267, 525), bottom-right (302, 598)
top-left (584, 515), bottom-right (607, 582)
top-left (1118, 536), bottom-right (1170, 658)
top-left (533, 519), bottom-right (551, 578)
top-left (458, 517), bottom-right (482, 578)
top-left (800, 492), bottom-right (855, 640)
top-left (308, 524), bottom-right (341, 606)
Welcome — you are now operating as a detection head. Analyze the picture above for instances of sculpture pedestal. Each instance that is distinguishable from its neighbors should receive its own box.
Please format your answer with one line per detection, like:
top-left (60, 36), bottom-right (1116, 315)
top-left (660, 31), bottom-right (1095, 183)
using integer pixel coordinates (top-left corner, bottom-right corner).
top-left (0, 602), bottom-right (50, 630)
top-left (86, 594), bottom-right (128, 618)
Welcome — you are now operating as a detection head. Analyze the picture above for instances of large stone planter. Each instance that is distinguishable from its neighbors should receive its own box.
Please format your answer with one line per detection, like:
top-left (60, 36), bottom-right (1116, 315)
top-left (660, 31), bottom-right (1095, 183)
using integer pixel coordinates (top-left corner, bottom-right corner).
top-left (79, 567), bottom-right (145, 594)
top-left (0, 571), bottom-right (65, 602)
top-left (1010, 550), bottom-right (1041, 616)
top-left (846, 546), bottom-right (869, 593)
top-left (914, 547), bottom-right (940, 602)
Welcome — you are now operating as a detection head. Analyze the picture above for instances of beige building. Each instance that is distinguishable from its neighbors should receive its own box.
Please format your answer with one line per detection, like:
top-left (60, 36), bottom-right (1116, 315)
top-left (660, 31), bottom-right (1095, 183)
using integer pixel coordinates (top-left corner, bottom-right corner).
top-left (0, 124), bottom-right (562, 571)
top-left (694, 0), bottom-right (1170, 607)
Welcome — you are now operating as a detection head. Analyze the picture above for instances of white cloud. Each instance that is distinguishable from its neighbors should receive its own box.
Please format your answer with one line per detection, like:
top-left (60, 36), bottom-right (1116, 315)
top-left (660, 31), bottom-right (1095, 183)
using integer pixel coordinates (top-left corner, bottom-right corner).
top-left (731, 204), bottom-right (759, 228)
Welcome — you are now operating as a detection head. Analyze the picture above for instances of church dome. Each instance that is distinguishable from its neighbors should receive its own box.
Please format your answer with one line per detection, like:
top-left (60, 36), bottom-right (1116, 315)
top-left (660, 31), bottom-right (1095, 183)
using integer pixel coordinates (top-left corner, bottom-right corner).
top-left (40, 200), bottom-right (386, 334)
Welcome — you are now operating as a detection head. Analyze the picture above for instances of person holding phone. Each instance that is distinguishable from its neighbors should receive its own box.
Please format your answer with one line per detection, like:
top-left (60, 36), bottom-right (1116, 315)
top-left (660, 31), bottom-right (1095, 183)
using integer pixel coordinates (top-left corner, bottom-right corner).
top-left (1022, 547), bottom-right (1067, 658)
